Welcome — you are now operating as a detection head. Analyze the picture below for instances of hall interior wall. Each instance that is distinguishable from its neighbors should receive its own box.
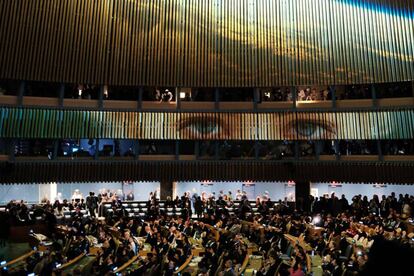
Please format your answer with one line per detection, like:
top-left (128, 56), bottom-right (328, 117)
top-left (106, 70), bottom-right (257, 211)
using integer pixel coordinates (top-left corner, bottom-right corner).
top-left (0, 181), bottom-right (413, 205)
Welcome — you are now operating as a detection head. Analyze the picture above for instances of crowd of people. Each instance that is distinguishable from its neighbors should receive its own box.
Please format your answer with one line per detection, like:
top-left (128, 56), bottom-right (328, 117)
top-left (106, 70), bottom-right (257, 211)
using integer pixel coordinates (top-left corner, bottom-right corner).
top-left (1, 190), bottom-right (413, 275)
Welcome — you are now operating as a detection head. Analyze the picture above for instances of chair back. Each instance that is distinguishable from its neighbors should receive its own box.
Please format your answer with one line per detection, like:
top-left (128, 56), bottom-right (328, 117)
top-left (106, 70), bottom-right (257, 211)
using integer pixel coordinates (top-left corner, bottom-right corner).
top-left (285, 244), bottom-right (293, 257)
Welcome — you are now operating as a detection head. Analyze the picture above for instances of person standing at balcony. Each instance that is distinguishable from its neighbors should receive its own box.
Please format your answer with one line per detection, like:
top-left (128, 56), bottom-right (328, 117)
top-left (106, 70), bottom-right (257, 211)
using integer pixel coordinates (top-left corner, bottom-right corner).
top-left (162, 89), bottom-right (173, 102)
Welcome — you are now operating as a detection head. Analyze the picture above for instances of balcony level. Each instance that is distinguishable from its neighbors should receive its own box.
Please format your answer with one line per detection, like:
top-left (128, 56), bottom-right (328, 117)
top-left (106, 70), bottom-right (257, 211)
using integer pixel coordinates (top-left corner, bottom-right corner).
top-left (0, 80), bottom-right (413, 111)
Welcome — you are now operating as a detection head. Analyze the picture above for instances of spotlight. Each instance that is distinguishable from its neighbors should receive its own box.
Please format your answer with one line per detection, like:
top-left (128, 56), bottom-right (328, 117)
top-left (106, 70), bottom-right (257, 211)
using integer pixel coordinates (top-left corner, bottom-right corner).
top-left (180, 92), bottom-right (186, 99)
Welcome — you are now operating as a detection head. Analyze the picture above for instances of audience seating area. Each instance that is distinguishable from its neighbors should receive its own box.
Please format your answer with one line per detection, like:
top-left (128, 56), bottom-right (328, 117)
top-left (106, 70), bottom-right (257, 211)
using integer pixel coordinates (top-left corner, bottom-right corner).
top-left (0, 191), bottom-right (413, 276)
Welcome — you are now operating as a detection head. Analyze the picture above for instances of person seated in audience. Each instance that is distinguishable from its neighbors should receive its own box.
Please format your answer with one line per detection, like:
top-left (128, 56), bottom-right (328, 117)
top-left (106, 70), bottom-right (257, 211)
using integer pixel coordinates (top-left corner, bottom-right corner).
top-left (2, 191), bottom-right (414, 276)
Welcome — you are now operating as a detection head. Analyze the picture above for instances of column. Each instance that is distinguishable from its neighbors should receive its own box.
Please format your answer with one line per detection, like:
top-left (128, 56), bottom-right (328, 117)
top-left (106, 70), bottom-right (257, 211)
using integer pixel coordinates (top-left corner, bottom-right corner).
top-left (195, 141), bottom-right (200, 159)
top-left (58, 83), bottom-right (65, 107)
top-left (94, 139), bottom-right (100, 160)
top-left (330, 85), bottom-right (336, 109)
top-left (295, 181), bottom-right (311, 212)
top-left (98, 85), bottom-right (105, 109)
top-left (17, 81), bottom-right (25, 106)
top-left (175, 141), bottom-right (180, 160)
top-left (371, 84), bottom-right (377, 107)
top-left (214, 88), bottom-right (219, 110)
top-left (292, 87), bottom-right (297, 109)
top-left (8, 139), bottom-right (16, 162)
top-left (53, 140), bottom-right (59, 160)
top-left (253, 88), bottom-right (260, 110)
top-left (134, 140), bottom-right (140, 160)
top-left (412, 81), bottom-right (414, 97)
top-left (138, 87), bottom-right (143, 109)
top-left (176, 87), bottom-right (181, 110)
top-left (160, 180), bottom-right (173, 200)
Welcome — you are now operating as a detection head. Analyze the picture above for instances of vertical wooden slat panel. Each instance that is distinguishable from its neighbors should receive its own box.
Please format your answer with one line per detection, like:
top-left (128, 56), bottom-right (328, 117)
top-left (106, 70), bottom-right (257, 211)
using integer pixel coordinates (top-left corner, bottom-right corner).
top-left (0, 0), bottom-right (12, 74)
top-left (0, 0), bottom-right (413, 86)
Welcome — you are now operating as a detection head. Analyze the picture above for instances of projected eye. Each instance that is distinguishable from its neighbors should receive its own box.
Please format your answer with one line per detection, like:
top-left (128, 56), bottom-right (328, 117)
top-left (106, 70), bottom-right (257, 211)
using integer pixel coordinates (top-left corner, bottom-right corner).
top-left (297, 121), bottom-right (326, 137)
top-left (178, 116), bottom-right (228, 139)
top-left (286, 119), bottom-right (336, 140)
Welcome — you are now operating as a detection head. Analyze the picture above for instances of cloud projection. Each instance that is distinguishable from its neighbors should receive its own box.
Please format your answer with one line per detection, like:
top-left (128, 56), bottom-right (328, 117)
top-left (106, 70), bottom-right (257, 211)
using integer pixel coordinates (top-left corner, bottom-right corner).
top-left (0, 0), bottom-right (412, 86)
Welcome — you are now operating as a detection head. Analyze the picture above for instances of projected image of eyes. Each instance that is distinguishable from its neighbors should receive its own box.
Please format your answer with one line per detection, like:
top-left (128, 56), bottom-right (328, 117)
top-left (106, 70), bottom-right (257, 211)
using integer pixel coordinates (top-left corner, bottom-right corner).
top-left (178, 116), bottom-right (228, 139)
top-left (287, 119), bottom-right (336, 139)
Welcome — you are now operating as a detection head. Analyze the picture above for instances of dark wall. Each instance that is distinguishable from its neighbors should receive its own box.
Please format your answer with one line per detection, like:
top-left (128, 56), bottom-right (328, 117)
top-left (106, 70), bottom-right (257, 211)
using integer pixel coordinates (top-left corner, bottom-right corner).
top-left (1, 161), bottom-right (413, 184)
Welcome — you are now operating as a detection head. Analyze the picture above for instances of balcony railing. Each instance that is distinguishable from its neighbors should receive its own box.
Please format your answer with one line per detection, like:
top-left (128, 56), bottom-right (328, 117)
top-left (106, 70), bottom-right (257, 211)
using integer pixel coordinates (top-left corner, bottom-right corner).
top-left (1, 95), bottom-right (413, 111)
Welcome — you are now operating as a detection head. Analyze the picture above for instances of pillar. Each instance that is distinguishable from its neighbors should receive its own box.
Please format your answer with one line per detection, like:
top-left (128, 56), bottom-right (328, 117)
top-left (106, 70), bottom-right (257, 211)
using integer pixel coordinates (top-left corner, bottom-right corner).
top-left (58, 83), bottom-right (65, 107)
top-left (214, 88), bottom-right (219, 110)
top-left (412, 81), bottom-right (414, 97)
top-left (160, 180), bottom-right (173, 200)
top-left (295, 181), bottom-right (311, 212)
top-left (98, 85), bottom-right (105, 109)
top-left (176, 87), bottom-right (181, 110)
top-left (371, 84), bottom-right (377, 107)
top-left (292, 87), bottom-right (297, 109)
top-left (138, 87), bottom-right (143, 109)
top-left (253, 88), bottom-right (260, 110)
top-left (330, 85), bottom-right (336, 108)
top-left (17, 81), bottom-right (25, 106)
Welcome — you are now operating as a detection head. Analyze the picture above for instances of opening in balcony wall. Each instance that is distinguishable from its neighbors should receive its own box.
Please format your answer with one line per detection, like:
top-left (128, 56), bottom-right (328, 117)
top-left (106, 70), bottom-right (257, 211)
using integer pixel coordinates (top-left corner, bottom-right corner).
top-left (58, 139), bottom-right (97, 159)
top-left (64, 84), bottom-right (100, 100)
top-left (0, 80), bottom-right (20, 96)
top-left (25, 81), bottom-right (59, 98)
top-left (375, 81), bottom-right (413, 99)
top-left (219, 88), bottom-right (254, 102)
